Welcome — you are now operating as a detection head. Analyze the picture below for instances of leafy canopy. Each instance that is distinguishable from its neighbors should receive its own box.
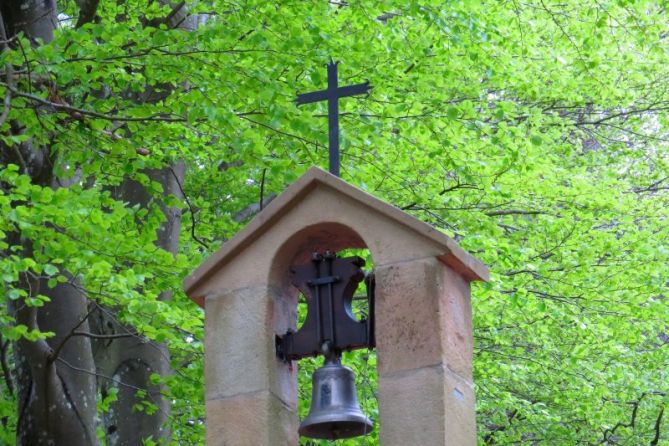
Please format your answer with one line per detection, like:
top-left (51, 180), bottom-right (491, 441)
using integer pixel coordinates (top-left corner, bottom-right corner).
top-left (1, 0), bottom-right (668, 444)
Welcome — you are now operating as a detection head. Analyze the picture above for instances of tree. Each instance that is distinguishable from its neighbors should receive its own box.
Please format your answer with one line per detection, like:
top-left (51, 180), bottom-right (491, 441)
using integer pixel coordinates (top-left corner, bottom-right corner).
top-left (0, 0), bottom-right (668, 445)
top-left (1, 0), bottom-right (195, 444)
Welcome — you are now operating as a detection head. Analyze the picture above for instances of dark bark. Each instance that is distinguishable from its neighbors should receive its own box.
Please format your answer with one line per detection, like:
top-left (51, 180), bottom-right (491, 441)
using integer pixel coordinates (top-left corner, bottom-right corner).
top-left (89, 4), bottom-right (200, 439)
top-left (11, 275), bottom-right (98, 446)
top-left (0, 335), bottom-right (14, 396)
top-left (0, 0), bottom-right (57, 44)
top-left (1, 3), bottom-right (101, 445)
top-left (0, 3), bottom-right (54, 183)
top-left (3, 0), bottom-right (192, 442)
top-left (74, 0), bottom-right (100, 28)
top-left (90, 312), bottom-right (172, 446)
top-left (91, 6), bottom-right (199, 435)
top-left (92, 164), bottom-right (185, 445)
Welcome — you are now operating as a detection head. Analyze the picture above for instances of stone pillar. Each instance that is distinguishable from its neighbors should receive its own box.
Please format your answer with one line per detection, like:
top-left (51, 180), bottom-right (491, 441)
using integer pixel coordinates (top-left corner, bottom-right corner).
top-left (375, 257), bottom-right (476, 446)
top-left (204, 286), bottom-right (298, 446)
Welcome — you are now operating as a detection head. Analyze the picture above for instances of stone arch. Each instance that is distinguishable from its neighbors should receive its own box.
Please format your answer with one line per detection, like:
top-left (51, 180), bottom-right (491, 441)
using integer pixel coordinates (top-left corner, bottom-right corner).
top-left (267, 221), bottom-right (374, 354)
top-left (268, 221), bottom-right (368, 290)
top-left (268, 221), bottom-right (378, 441)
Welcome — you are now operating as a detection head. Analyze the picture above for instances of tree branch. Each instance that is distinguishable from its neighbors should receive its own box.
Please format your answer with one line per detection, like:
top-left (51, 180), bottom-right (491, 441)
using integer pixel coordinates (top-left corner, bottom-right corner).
top-left (238, 115), bottom-right (326, 149)
top-left (47, 300), bottom-right (97, 364)
top-left (259, 167), bottom-right (267, 211)
top-left (233, 193), bottom-right (277, 222)
top-left (597, 392), bottom-right (666, 444)
top-left (631, 176), bottom-right (669, 194)
top-left (650, 406), bottom-right (664, 446)
top-left (168, 165), bottom-right (210, 249)
top-left (575, 103), bottom-right (669, 126)
top-left (71, 331), bottom-right (137, 340)
top-left (483, 409), bottom-right (521, 444)
top-left (56, 356), bottom-right (147, 392)
top-left (485, 209), bottom-right (546, 217)
top-left (1, 83), bottom-right (189, 123)
top-left (0, 335), bottom-right (14, 395)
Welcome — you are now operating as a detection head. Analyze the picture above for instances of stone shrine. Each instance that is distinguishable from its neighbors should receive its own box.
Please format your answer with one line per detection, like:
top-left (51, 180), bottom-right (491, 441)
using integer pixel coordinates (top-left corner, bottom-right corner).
top-left (183, 167), bottom-right (489, 445)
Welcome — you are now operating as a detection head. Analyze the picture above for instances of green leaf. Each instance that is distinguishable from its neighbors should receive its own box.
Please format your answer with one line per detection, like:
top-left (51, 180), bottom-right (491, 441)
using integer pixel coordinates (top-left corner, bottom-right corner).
top-left (43, 264), bottom-right (59, 276)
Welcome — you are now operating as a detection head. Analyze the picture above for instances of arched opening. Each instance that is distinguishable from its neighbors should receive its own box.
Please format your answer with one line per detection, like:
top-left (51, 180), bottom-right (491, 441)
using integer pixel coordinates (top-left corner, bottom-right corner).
top-left (271, 223), bottom-right (379, 445)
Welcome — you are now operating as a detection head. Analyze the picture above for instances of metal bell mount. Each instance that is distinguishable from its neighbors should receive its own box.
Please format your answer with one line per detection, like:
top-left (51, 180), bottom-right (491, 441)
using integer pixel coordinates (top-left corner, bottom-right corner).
top-left (276, 251), bottom-right (376, 440)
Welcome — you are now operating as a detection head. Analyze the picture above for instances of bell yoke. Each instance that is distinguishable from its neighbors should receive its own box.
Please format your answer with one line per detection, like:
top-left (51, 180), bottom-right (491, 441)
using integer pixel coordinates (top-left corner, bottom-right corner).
top-left (276, 250), bottom-right (375, 439)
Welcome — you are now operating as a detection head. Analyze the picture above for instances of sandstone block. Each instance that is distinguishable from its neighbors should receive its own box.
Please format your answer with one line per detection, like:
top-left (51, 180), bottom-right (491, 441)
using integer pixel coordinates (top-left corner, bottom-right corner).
top-left (378, 364), bottom-right (476, 446)
top-left (375, 258), bottom-right (444, 375)
top-left (439, 265), bottom-right (473, 380)
top-left (204, 287), bottom-right (296, 407)
top-left (206, 391), bottom-right (298, 446)
top-left (375, 257), bottom-right (473, 380)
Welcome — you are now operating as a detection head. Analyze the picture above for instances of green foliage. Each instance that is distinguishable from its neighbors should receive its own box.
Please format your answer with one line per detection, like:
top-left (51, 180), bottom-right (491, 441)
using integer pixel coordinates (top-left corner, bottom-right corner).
top-left (1, 0), bottom-right (668, 444)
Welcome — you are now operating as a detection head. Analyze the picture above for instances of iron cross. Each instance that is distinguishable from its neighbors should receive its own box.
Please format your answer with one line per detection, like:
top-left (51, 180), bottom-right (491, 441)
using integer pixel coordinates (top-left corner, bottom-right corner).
top-left (296, 60), bottom-right (372, 177)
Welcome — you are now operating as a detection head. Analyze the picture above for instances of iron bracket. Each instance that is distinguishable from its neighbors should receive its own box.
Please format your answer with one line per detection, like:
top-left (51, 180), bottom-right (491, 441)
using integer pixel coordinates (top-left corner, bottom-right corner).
top-left (276, 251), bottom-right (375, 362)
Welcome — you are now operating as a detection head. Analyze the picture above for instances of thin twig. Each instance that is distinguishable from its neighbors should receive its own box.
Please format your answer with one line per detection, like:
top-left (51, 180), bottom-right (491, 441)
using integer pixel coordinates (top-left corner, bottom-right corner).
top-left (56, 357), bottom-right (145, 392)
top-left (239, 115), bottom-right (326, 149)
top-left (163, 1), bottom-right (187, 27)
top-left (71, 331), bottom-right (137, 340)
top-left (0, 65), bottom-right (12, 127)
top-left (259, 167), bottom-right (267, 211)
top-left (0, 335), bottom-right (15, 396)
top-left (650, 406), bottom-right (664, 446)
top-left (168, 166), bottom-right (210, 249)
top-left (56, 356), bottom-right (173, 420)
top-left (1, 83), bottom-right (189, 123)
top-left (47, 301), bottom-right (97, 364)
top-left (485, 209), bottom-right (546, 217)
top-left (15, 36), bottom-right (32, 95)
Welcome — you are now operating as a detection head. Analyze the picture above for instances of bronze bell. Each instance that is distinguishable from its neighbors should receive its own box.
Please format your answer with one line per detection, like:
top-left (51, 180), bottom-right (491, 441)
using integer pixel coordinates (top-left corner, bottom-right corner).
top-left (299, 356), bottom-right (374, 440)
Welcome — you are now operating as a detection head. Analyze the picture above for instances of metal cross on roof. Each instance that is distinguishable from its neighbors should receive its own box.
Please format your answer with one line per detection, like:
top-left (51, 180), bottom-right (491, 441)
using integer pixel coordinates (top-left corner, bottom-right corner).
top-left (296, 60), bottom-right (372, 177)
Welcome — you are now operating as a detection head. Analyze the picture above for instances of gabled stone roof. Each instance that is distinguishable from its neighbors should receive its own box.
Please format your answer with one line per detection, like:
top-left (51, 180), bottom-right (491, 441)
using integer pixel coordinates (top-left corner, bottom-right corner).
top-left (184, 167), bottom-right (489, 303)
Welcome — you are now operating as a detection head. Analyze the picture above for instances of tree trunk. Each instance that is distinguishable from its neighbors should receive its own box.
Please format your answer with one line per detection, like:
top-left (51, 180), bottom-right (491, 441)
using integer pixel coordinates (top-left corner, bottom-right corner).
top-left (12, 280), bottom-right (98, 446)
top-left (3, 1), bottom-right (191, 442)
top-left (92, 164), bottom-right (185, 445)
top-left (0, 0), bottom-right (57, 44)
top-left (1, 3), bottom-right (101, 445)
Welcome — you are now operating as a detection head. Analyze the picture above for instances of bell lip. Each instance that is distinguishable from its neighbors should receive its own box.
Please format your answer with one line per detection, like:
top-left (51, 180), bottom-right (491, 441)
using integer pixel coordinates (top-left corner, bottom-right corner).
top-left (299, 412), bottom-right (374, 440)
